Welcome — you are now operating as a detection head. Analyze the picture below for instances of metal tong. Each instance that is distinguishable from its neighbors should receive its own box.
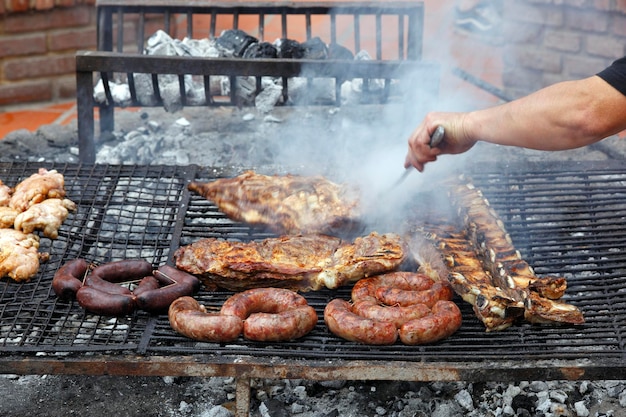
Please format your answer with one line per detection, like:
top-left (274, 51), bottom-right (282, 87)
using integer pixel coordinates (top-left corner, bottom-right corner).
top-left (390, 125), bottom-right (445, 188)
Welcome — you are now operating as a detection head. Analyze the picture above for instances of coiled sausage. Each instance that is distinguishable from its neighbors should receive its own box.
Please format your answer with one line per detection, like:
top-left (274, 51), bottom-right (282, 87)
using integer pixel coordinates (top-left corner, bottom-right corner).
top-left (324, 299), bottom-right (398, 345)
top-left (351, 272), bottom-right (434, 303)
top-left (52, 258), bottom-right (89, 300)
top-left (132, 276), bottom-right (160, 297)
top-left (351, 300), bottom-right (431, 328)
top-left (169, 296), bottom-right (243, 343)
top-left (398, 300), bottom-right (462, 345)
top-left (221, 288), bottom-right (317, 342)
top-left (76, 285), bottom-right (136, 316)
top-left (90, 259), bottom-right (154, 283)
top-left (135, 265), bottom-right (200, 312)
top-left (375, 281), bottom-right (454, 308)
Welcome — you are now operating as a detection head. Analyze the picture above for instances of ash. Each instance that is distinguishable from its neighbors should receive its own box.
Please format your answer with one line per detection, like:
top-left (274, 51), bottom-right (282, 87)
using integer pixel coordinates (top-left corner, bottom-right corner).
top-left (1, 105), bottom-right (626, 416)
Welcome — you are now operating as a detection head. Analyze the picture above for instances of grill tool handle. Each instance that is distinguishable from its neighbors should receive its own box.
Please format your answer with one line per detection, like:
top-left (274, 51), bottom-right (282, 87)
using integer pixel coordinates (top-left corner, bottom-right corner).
top-left (392, 126), bottom-right (445, 187)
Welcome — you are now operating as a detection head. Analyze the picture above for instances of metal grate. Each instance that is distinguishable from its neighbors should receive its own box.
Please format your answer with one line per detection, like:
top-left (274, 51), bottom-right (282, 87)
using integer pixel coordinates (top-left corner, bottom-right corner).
top-left (0, 161), bottom-right (624, 378)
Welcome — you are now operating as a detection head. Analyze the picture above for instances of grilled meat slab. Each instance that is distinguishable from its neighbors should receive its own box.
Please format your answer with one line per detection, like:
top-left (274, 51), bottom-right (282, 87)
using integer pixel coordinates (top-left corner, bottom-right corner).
top-left (174, 232), bottom-right (406, 292)
top-left (188, 171), bottom-right (361, 235)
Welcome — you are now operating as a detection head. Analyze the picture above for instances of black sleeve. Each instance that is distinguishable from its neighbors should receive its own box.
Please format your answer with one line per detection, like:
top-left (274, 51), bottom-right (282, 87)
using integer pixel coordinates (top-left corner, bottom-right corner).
top-left (597, 56), bottom-right (626, 96)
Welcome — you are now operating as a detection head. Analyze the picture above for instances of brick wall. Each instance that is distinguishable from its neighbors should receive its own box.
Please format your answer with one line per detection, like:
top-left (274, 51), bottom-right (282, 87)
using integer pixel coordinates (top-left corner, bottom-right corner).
top-left (501, 0), bottom-right (626, 98)
top-left (1, 0), bottom-right (626, 108)
top-left (0, 1), bottom-right (98, 107)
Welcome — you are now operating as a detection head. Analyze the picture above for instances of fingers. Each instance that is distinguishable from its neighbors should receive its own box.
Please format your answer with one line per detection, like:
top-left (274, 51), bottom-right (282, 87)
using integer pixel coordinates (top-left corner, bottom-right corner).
top-left (404, 125), bottom-right (441, 172)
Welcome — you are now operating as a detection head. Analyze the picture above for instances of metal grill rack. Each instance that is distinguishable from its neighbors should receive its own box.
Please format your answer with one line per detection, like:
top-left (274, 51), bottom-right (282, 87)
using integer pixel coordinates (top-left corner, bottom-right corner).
top-left (0, 161), bottom-right (625, 416)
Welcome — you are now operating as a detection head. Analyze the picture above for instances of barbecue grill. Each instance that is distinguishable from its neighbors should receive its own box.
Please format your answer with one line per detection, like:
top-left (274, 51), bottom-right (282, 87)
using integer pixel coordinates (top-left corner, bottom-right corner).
top-left (1, 160), bottom-right (625, 416)
top-left (76, 0), bottom-right (439, 163)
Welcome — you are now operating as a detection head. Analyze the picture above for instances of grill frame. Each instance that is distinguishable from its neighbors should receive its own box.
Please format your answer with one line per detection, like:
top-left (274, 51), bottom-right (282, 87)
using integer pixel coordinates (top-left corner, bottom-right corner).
top-left (0, 161), bottom-right (624, 375)
top-left (76, 1), bottom-right (439, 163)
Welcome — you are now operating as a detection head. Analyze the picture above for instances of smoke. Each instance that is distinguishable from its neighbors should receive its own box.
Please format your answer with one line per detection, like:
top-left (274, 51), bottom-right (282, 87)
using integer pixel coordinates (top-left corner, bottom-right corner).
top-left (252, 3), bottom-right (492, 233)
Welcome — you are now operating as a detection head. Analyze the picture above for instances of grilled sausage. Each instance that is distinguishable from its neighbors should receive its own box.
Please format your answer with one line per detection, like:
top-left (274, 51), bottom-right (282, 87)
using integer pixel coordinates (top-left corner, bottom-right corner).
top-left (220, 287), bottom-right (308, 319)
top-left (83, 259), bottom-right (154, 296)
top-left (375, 281), bottom-right (455, 308)
top-left (52, 258), bottom-right (89, 300)
top-left (90, 259), bottom-right (154, 283)
top-left (324, 299), bottom-right (398, 345)
top-left (398, 300), bottom-right (462, 345)
top-left (351, 272), bottom-right (434, 303)
top-left (244, 305), bottom-right (318, 342)
top-left (351, 300), bottom-right (431, 328)
top-left (220, 288), bottom-right (316, 341)
top-left (84, 274), bottom-right (133, 295)
top-left (168, 296), bottom-right (243, 342)
top-left (135, 265), bottom-right (200, 313)
top-left (132, 276), bottom-right (160, 297)
top-left (76, 285), bottom-right (136, 316)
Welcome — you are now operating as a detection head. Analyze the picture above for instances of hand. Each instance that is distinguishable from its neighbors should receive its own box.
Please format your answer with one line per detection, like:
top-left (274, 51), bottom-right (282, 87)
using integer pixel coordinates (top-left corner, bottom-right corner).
top-left (404, 112), bottom-right (477, 172)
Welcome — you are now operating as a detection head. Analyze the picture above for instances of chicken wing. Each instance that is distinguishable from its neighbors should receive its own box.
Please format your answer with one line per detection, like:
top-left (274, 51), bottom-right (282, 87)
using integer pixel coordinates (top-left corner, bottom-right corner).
top-left (0, 229), bottom-right (41, 282)
top-left (0, 180), bottom-right (11, 206)
top-left (9, 168), bottom-right (66, 212)
top-left (14, 198), bottom-right (77, 239)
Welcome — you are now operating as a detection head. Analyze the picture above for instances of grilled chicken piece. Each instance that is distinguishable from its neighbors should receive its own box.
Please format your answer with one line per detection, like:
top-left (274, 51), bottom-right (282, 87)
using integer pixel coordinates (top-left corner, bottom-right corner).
top-left (14, 198), bottom-right (77, 239)
top-left (0, 207), bottom-right (19, 229)
top-left (447, 178), bottom-right (584, 326)
top-left (0, 180), bottom-right (11, 206)
top-left (174, 232), bottom-right (406, 292)
top-left (188, 171), bottom-right (361, 235)
top-left (9, 168), bottom-right (67, 212)
top-left (0, 229), bottom-right (42, 281)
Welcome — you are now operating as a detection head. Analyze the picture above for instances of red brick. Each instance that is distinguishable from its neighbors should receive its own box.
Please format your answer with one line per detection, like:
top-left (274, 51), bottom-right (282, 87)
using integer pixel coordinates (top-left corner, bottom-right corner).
top-left (616, 0), bottom-right (626, 14)
top-left (48, 26), bottom-right (97, 51)
top-left (35, 0), bottom-right (54, 11)
top-left (55, 74), bottom-right (77, 99)
top-left (8, 0), bottom-right (29, 13)
top-left (613, 15), bottom-right (626, 36)
top-left (4, 5), bottom-right (92, 33)
top-left (0, 80), bottom-right (52, 106)
top-left (3, 54), bottom-right (75, 80)
top-left (512, 47), bottom-right (563, 74)
top-left (505, 2), bottom-right (564, 27)
top-left (563, 55), bottom-right (609, 77)
top-left (0, 33), bottom-right (47, 58)
top-left (544, 30), bottom-right (582, 52)
top-left (592, 0), bottom-right (613, 11)
top-left (586, 34), bottom-right (626, 58)
top-left (565, 9), bottom-right (609, 32)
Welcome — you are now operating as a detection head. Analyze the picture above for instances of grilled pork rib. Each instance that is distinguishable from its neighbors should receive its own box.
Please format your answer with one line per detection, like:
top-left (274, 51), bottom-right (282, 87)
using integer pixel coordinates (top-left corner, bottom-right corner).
top-left (174, 232), bottom-right (406, 292)
top-left (188, 171), bottom-right (361, 235)
top-left (418, 222), bottom-right (524, 331)
top-left (444, 177), bottom-right (584, 327)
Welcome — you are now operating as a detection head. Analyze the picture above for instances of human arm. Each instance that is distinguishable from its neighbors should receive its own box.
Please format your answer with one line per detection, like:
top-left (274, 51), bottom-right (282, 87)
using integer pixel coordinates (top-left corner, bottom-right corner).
top-left (404, 75), bottom-right (626, 172)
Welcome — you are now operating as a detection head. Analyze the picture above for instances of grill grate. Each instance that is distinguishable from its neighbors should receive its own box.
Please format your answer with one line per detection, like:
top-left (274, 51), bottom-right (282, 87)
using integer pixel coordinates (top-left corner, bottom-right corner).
top-left (0, 162), bottom-right (624, 371)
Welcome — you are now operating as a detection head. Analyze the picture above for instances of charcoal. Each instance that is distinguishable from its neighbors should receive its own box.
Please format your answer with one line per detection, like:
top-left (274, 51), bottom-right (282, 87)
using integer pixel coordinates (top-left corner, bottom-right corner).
top-left (243, 41), bottom-right (278, 59)
top-left (216, 29), bottom-right (258, 57)
top-left (276, 38), bottom-right (305, 59)
top-left (328, 43), bottom-right (354, 60)
top-left (301, 37), bottom-right (328, 59)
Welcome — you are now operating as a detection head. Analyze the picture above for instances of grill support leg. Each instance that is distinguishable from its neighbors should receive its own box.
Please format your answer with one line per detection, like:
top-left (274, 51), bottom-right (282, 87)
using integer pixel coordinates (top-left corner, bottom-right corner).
top-left (235, 377), bottom-right (251, 417)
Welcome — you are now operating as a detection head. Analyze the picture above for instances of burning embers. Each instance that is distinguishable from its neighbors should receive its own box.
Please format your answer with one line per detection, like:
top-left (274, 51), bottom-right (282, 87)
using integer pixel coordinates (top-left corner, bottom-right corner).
top-left (93, 29), bottom-right (387, 112)
top-left (421, 176), bottom-right (585, 331)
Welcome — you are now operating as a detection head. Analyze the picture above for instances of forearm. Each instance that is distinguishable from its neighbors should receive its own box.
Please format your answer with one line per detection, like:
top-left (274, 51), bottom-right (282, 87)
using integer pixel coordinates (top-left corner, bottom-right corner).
top-left (464, 76), bottom-right (626, 151)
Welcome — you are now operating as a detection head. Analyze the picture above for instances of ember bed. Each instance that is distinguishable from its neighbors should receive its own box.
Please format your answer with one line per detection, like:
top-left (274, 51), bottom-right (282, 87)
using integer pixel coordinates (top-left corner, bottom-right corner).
top-left (0, 161), bottom-right (625, 417)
